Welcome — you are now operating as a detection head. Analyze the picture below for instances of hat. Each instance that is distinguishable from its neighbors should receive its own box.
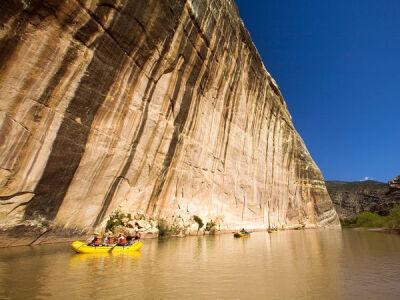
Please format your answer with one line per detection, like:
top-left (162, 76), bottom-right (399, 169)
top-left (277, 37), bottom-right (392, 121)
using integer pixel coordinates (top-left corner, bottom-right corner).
top-left (108, 231), bottom-right (113, 234)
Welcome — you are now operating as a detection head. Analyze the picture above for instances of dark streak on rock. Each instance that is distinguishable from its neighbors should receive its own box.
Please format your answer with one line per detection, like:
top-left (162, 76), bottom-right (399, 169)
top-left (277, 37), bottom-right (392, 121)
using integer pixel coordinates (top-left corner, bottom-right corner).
top-left (37, 46), bottom-right (80, 106)
top-left (145, 21), bottom-right (218, 215)
top-left (94, 1), bottom-right (187, 226)
top-left (24, 2), bottom-right (129, 220)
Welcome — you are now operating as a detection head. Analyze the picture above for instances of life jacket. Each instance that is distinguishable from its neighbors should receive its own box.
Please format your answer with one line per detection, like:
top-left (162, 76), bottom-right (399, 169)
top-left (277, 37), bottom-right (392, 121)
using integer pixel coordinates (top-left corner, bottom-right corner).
top-left (107, 235), bottom-right (115, 244)
top-left (118, 235), bottom-right (126, 245)
top-left (93, 236), bottom-right (102, 246)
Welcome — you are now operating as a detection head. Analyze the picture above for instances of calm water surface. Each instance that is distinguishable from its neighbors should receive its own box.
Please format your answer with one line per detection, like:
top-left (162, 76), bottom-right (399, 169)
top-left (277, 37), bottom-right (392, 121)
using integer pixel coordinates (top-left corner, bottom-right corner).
top-left (1, 229), bottom-right (400, 299)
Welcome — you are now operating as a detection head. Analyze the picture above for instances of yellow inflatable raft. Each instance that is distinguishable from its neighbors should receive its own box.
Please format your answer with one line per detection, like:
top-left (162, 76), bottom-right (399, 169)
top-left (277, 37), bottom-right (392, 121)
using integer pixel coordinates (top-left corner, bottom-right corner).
top-left (233, 232), bottom-right (250, 238)
top-left (71, 241), bottom-right (143, 254)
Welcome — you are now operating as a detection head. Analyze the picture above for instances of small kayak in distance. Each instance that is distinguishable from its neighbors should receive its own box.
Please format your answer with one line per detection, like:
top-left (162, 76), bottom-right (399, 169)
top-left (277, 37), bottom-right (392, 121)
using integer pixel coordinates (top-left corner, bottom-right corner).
top-left (233, 232), bottom-right (250, 238)
top-left (71, 241), bottom-right (143, 254)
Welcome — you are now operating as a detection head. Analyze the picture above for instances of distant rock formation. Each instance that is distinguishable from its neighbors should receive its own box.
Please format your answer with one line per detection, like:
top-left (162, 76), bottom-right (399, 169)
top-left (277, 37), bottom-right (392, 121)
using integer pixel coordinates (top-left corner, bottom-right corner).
top-left (0, 0), bottom-right (338, 243)
top-left (326, 176), bottom-right (400, 219)
top-left (389, 175), bottom-right (400, 191)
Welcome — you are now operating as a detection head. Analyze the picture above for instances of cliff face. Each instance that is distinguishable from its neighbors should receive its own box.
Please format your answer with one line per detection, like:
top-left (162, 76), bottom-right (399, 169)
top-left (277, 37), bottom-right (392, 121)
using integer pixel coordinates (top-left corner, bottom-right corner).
top-left (327, 177), bottom-right (400, 219)
top-left (0, 0), bottom-right (339, 236)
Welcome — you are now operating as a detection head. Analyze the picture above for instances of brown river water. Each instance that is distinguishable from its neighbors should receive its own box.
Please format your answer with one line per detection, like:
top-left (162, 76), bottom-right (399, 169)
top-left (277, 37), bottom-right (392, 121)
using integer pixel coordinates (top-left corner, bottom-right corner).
top-left (0, 229), bottom-right (400, 299)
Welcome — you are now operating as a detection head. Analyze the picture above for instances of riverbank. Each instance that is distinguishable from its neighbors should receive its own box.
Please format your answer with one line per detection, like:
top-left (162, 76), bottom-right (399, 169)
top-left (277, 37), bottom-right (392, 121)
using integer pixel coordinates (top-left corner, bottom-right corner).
top-left (0, 226), bottom-right (269, 248)
top-left (0, 225), bottom-right (340, 248)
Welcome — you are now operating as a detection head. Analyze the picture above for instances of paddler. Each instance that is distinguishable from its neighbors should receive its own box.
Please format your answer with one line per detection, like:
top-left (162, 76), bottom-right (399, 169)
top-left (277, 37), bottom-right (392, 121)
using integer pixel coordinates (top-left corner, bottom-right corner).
top-left (104, 231), bottom-right (115, 245)
top-left (117, 233), bottom-right (127, 246)
top-left (128, 232), bottom-right (141, 245)
top-left (133, 231), bottom-right (141, 242)
top-left (240, 228), bottom-right (249, 234)
top-left (88, 232), bottom-right (102, 246)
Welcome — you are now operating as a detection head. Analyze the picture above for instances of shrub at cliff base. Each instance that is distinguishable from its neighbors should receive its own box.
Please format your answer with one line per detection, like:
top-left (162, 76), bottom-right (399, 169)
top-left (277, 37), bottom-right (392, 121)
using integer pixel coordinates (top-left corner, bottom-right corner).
top-left (356, 212), bottom-right (388, 227)
top-left (340, 205), bottom-right (400, 228)
top-left (156, 219), bottom-right (181, 236)
top-left (156, 219), bottom-right (169, 236)
top-left (205, 219), bottom-right (216, 233)
top-left (193, 215), bottom-right (204, 231)
top-left (105, 210), bottom-right (132, 231)
top-left (340, 217), bottom-right (357, 227)
top-left (340, 216), bottom-right (357, 227)
top-left (388, 205), bottom-right (400, 227)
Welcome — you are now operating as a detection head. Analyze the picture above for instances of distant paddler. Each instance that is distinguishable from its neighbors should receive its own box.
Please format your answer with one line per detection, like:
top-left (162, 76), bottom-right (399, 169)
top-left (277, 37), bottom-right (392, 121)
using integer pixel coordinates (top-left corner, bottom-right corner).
top-left (240, 228), bottom-right (249, 234)
top-left (233, 228), bottom-right (251, 238)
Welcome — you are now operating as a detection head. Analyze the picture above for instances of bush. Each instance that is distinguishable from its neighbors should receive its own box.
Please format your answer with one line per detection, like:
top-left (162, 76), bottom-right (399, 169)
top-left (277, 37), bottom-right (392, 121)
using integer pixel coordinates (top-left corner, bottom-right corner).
top-left (105, 210), bottom-right (132, 231)
top-left (157, 219), bottom-right (169, 237)
top-left (193, 215), bottom-right (204, 231)
top-left (205, 219), bottom-right (216, 232)
top-left (340, 217), bottom-right (357, 227)
top-left (388, 205), bottom-right (400, 227)
top-left (356, 211), bottom-right (388, 228)
top-left (156, 219), bottom-right (183, 236)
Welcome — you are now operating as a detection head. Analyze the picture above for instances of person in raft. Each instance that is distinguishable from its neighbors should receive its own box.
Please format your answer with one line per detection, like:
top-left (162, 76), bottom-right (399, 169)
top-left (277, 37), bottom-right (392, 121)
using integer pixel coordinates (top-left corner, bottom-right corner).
top-left (117, 233), bottom-right (127, 246)
top-left (133, 232), bottom-right (141, 242)
top-left (88, 232), bottom-right (102, 246)
top-left (104, 231), bottom-right (115, 246)
top-left (127, 232), bottom-right (141, 245)
top-left (240, 228), bottom-right (249, 234)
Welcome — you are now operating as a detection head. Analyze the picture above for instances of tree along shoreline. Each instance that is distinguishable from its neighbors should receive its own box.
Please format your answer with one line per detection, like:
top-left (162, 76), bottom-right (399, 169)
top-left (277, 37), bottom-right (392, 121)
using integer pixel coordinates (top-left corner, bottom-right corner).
top-left (340, 205), bottom-right (400, 230)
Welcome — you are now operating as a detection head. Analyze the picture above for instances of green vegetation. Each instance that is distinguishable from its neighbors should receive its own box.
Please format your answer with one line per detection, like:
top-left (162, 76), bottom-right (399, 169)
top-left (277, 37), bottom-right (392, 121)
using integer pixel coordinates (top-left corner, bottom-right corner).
top-left (356, 212), bottom-right (387, 227)
top-left (105, 210), bottom-right (132, 231)
top-left (193, 215), bottom-right (204, 231)
top-left (156, 219), bottom-right (169, 236)
top-left (340, 205), bottom-right (400, 228)
top-left (339, 217), bottom-right (357, 227)
top-left (326, 180), bottom-right (387, 192)
top-left (156, 219), bottom-right (181, 236)
top-left (205, 219), bottom-right (216, 232)
top-left (388, 205), bottom-right (400, 227)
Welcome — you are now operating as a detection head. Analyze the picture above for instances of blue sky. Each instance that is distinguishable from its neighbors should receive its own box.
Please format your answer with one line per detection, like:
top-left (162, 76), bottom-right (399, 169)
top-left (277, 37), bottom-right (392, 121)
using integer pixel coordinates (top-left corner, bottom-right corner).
top-left (235, 0), bottom-right (400, 182)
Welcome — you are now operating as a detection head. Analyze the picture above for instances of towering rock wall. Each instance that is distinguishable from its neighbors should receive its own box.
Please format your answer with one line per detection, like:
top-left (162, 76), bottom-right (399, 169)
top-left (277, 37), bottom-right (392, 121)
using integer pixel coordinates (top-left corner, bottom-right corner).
top-left (0, 0), bottom-right (339, 234)
top-left (327, 177), bottom-right (400, 219)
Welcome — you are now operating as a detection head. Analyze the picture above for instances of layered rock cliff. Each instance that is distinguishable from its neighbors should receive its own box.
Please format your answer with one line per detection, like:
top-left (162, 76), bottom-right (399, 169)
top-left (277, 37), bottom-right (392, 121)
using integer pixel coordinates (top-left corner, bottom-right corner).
top-left (327, 176), bottom-right (400, 219)
top-left (0, 0), bottom-right (339, 241)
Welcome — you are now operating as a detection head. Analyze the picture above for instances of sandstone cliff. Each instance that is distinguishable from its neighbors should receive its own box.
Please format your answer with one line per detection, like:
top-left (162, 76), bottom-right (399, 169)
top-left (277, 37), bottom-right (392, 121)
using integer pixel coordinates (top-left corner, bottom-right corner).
top-left (327, 176), bottom-right (400, 219)
top-left (0, 0), bottom-right (339, 242)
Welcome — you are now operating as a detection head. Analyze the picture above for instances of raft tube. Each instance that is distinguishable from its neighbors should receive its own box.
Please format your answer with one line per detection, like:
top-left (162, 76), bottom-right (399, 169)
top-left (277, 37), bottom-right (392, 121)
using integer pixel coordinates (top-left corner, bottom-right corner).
top-left (233, 232), bottom-right (250, 238)
top-left (71, 241), bottom-right (143, 254)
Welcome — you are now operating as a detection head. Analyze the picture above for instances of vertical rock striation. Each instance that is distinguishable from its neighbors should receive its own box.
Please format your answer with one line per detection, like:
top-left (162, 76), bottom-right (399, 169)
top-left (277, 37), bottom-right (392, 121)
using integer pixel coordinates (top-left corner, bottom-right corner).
top-left (0, 0), bottom-right (339, 235)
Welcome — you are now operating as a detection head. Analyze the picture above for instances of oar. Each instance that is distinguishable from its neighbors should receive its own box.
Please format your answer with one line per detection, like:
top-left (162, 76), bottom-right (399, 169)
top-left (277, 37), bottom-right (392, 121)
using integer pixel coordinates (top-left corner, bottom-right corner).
top-left (108, 244), bottom-right (118, 253)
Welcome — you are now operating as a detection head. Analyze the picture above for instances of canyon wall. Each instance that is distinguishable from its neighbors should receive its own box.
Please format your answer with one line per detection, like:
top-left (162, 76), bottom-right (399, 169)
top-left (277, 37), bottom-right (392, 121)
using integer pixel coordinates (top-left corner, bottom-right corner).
top-left (327, 176), bottom-right (400, 219)
top-left (0, 0), bottom-right (339, 238)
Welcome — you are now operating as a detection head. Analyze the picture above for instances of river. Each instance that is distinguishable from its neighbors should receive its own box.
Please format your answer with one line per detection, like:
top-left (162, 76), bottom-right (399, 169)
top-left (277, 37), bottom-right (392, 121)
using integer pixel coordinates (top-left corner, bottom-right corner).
top-left (0, 229), bottom-right (399, 299)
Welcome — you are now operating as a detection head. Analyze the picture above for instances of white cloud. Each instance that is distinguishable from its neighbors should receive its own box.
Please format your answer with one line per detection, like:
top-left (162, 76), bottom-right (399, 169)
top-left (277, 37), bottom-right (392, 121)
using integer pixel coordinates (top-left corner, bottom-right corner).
top-left (361, 176), bottom-right (373, 181)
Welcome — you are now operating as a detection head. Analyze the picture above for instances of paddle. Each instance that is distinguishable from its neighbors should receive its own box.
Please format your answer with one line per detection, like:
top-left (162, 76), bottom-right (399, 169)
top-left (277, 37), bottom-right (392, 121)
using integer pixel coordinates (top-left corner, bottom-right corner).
top-left (108, 244), bottom-right (118, 252)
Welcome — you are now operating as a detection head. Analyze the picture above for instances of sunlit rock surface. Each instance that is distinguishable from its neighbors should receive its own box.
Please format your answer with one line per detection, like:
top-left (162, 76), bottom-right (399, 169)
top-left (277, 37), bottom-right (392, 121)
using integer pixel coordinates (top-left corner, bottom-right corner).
top-left (0, 0), bottom-right (339, 239)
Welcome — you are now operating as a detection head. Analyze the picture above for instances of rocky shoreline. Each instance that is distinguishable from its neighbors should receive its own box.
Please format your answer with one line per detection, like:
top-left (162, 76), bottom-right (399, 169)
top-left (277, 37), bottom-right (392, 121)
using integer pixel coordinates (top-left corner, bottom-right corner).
top-left (0, 222), bottom-right (340, 248)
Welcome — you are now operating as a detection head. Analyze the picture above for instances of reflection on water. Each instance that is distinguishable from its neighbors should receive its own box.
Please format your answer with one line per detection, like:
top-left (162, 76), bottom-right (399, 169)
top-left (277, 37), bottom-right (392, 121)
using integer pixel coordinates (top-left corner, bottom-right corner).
top-left (0, 229), bottom-right (400, 299)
